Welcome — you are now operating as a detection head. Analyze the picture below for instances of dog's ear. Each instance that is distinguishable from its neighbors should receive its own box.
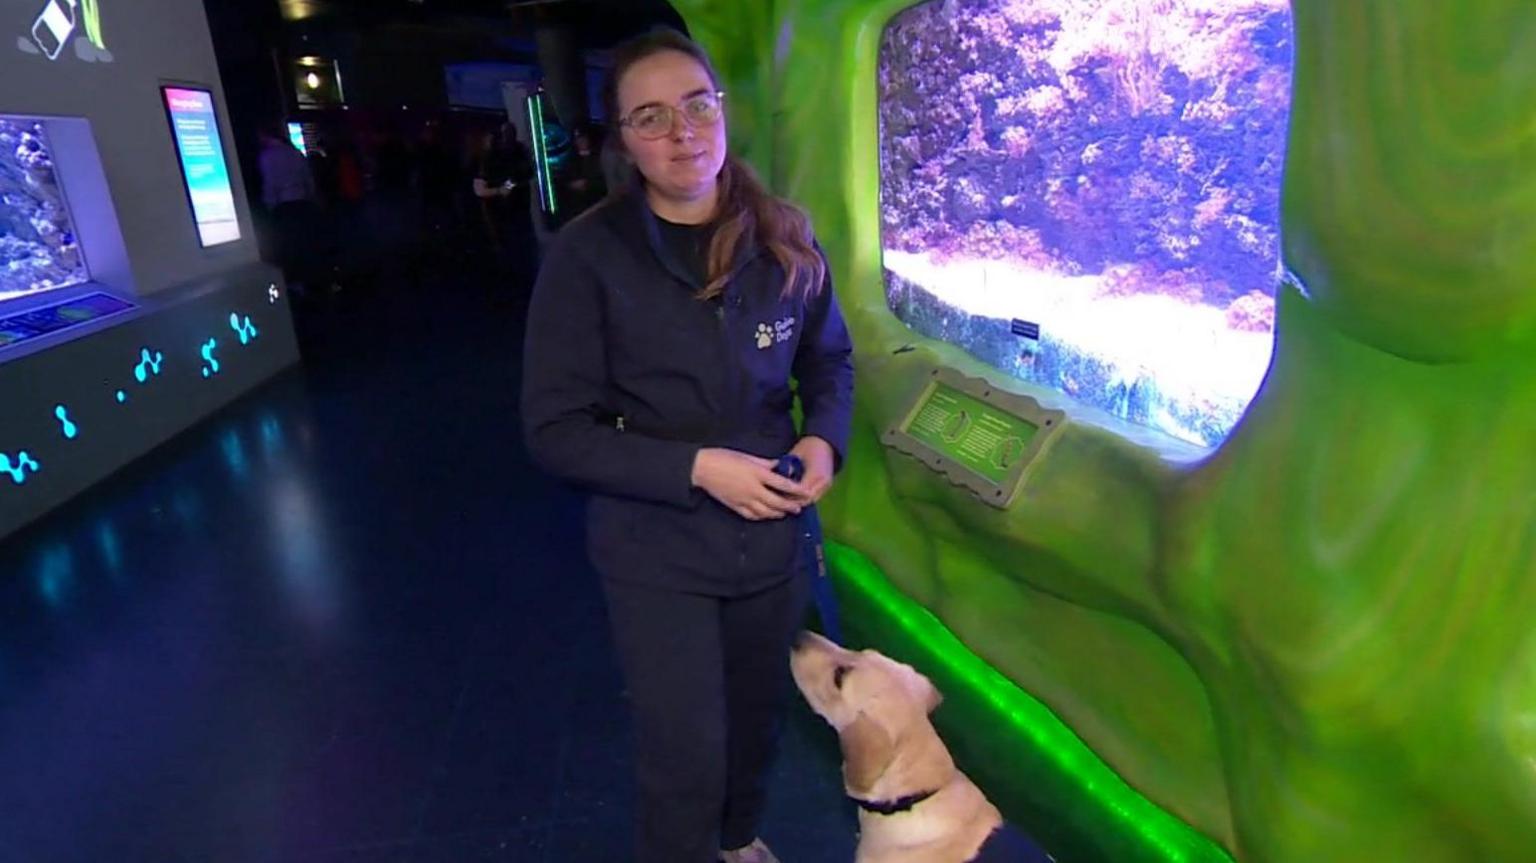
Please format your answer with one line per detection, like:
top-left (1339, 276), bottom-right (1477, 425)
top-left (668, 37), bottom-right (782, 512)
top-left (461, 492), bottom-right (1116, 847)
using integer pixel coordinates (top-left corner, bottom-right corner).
top-left (902, 666), bottom-right (944, 714)
top-left (922, 676), bottom-right (943, 714)
top-left (840, 712), bottom-right (895, 795)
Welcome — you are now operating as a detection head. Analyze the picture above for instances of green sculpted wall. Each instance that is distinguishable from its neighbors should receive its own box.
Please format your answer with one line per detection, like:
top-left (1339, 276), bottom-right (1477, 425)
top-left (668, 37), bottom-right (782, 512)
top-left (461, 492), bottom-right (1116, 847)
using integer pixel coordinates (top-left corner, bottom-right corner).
top-left (672, 1), bottom-right (1536, 860)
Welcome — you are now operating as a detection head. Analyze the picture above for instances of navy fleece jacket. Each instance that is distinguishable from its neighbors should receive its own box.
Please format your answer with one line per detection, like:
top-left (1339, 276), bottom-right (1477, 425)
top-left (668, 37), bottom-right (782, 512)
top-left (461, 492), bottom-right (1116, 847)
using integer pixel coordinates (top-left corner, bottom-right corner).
top-left (520, 187), bottom-right (855, 596)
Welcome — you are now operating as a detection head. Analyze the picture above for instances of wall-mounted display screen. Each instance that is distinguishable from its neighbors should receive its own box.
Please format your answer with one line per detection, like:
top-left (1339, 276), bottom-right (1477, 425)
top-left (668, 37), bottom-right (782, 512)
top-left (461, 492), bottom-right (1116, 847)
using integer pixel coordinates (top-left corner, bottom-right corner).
top-left (161, 86), bottom-right (241, 248)
top-left (0, 116), bottom-right (89, 303)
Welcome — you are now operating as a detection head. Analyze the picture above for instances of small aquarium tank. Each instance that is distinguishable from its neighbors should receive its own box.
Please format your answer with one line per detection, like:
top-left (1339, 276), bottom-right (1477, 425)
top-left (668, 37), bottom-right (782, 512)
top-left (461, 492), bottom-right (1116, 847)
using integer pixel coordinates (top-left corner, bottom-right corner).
top-left (0, 117), bottom-right (87, 303)
top-left (878, 0), bottom-right (1293, 447)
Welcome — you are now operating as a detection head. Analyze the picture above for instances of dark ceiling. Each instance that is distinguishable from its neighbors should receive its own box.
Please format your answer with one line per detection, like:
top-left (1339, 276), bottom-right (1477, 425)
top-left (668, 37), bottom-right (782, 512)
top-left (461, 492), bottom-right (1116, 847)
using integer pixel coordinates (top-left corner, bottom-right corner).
top-left (276, 0), bottom-right (687, 48)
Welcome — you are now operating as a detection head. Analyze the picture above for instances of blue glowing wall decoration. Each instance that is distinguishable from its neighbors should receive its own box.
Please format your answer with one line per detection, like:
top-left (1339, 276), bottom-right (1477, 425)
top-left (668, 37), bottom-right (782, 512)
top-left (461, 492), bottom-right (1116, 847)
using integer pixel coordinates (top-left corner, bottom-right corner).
top-left (54, 404), bottom-right (76, 439)
top-left (1, 451), bottom-right (40, 484)
top-left (0, 269), bottom-right (299, 544)
top-left (200, 338), bottom-right (219, 377)
top-left (5, 307), bottom-right (268, 486)
top-left (133, 347), bottom-right (163, 383)
top-left (229, 313), bottom-right (257, 345)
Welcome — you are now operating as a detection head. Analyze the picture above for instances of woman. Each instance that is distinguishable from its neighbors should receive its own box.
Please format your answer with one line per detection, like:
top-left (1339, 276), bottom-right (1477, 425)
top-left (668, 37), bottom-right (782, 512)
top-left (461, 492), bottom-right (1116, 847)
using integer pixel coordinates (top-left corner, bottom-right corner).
top-left (520, 27), bottom-right (855, 863)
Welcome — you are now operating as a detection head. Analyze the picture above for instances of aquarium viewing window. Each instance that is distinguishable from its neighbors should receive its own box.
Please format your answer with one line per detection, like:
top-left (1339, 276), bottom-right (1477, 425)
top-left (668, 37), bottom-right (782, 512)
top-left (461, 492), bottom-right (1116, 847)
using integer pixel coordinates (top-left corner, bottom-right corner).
top-left (1, 116), bottom-right (89, 304)
top-left (878, 0), bottom-right (1293, 448)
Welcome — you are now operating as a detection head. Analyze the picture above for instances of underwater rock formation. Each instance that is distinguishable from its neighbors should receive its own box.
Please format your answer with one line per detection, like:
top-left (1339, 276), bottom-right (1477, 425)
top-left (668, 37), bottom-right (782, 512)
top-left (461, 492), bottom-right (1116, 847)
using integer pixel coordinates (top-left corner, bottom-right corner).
top-left (878, 0), bottom-right (1292, 446)
top-left (0, 118), bottom-right (87, 302)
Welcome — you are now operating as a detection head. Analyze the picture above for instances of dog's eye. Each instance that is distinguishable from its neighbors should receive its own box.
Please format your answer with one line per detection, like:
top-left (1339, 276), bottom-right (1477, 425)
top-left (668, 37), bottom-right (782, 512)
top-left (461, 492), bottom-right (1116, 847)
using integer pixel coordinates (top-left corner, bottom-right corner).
top-left (833, 665), bottom-right (851, 690)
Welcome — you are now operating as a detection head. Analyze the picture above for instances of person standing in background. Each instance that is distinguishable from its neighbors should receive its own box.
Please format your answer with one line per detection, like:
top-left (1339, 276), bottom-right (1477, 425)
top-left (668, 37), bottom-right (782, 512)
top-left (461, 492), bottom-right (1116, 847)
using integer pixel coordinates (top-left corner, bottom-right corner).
top-left (257, 124), bottom-right (323, 297)
top-left (474, 123), bottom-right (537, 285)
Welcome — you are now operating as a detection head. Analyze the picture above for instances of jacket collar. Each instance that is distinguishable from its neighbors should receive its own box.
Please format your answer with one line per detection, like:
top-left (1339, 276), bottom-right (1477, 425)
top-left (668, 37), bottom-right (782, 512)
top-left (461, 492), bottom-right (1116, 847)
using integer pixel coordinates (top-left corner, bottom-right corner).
top-left (612, 182), bottom-right (764, 295)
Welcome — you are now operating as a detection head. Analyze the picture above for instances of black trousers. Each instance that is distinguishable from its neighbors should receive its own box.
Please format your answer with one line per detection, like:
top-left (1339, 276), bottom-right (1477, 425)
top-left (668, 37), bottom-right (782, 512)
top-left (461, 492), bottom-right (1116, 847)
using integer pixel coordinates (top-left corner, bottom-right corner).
top-left (603, 572), bottom-right (811, 863)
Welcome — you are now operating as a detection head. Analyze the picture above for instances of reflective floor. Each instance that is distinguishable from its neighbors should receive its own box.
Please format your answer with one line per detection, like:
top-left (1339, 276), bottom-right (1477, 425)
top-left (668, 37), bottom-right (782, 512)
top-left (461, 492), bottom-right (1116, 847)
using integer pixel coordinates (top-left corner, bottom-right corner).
top-left (0, 265), bottom-right (861, 862)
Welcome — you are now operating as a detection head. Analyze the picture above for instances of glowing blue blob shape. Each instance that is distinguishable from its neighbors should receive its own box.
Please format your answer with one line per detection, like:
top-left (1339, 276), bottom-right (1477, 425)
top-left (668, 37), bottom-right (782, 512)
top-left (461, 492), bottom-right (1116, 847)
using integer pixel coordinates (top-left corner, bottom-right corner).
top-left (133, 347), bottom-right (163, 383)
top-left (1, 451), bottom-right (40, 485)
top-left (200, 338), bottom-right (220, 377)
top-left (54, 404), bottom-right (78, 439)
top-left (115, 390), bottom-right (126, 403)
top-left (229, 313), bottom-right (258, 345)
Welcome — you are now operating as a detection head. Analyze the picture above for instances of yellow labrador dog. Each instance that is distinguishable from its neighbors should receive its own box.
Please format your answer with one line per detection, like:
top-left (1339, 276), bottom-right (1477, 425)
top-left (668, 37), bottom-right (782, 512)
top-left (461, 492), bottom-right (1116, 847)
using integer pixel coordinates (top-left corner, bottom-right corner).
top-left (791, 631), bottom-right (1016, 862)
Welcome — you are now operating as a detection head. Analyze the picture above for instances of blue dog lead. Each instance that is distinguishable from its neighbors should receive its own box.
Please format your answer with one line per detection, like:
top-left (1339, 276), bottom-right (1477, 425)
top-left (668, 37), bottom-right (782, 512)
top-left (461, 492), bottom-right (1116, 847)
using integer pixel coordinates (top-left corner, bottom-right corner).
top-left (775, 455), bottom-right (843, 642)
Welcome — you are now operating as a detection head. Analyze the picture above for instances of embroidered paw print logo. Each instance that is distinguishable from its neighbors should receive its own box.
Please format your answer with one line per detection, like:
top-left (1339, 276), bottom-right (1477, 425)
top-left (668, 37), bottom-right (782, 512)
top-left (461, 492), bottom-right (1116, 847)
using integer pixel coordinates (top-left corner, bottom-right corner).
top-left (755, 323), bottom-right (774, 350)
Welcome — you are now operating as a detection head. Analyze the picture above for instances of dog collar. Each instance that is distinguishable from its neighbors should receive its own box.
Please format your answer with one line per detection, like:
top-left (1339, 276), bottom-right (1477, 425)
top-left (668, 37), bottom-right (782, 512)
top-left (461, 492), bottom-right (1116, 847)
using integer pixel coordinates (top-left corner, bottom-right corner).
top-left (851, 788), bottom-right (939, 815)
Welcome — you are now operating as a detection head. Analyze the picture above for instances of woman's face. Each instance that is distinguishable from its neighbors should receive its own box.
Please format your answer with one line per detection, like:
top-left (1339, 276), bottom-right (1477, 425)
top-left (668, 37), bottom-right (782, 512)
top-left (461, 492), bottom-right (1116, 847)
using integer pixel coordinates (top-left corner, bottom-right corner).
top-left (616, 50), bottom-right (728, 205)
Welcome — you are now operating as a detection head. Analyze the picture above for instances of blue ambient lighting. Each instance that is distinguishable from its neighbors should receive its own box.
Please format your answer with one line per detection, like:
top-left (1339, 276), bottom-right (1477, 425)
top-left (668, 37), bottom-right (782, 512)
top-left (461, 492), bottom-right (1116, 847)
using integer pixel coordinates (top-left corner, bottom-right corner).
top-left (259, 413), bottom-right (283, 455)
top-left (96, 520), bottom-right (123, 576)
top-left (220, 428), bottom-right (247, 480)
top-left (115, 389), bottom-right (126, 403)
top-left (34, 543), bottom-right (75, 610)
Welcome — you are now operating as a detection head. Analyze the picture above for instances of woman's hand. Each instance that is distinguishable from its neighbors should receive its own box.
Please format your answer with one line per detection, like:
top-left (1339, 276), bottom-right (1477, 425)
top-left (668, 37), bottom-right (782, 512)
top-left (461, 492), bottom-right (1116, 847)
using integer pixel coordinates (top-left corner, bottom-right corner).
top-left (788, 436), bottom-right (837, 504)
top-left (691, 448), bottom-right (807, 521)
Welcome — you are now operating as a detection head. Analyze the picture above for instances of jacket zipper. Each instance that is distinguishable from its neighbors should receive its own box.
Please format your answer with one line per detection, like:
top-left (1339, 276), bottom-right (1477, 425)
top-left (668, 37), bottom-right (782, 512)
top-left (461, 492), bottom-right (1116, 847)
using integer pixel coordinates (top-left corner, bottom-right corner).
top-left (714, 298), bottom-right (750, 571)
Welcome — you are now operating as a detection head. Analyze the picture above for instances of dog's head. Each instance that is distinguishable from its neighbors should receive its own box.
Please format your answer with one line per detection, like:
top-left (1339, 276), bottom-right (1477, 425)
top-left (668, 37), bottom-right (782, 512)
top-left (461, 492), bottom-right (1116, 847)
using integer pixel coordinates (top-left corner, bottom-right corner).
top-left (790, 631), bottom-right (949, 799)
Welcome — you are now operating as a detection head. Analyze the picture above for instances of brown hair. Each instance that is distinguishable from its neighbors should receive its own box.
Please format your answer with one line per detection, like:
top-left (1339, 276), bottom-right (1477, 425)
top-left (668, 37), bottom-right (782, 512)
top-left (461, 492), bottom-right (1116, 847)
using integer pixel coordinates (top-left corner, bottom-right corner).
top-left (603, 27), bottom-right (825, 301)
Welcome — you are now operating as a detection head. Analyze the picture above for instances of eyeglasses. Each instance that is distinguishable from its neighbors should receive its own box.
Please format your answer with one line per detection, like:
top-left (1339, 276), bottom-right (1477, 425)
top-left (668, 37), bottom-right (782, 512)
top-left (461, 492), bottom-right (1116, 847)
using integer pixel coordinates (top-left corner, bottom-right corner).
top-left (619, 91), bottom-right (726, 140)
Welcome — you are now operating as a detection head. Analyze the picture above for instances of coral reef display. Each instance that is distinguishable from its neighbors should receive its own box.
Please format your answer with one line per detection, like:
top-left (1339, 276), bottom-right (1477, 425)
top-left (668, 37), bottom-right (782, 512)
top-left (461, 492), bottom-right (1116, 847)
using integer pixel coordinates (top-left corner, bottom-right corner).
top-left (879, 0), bottom-right (1292, 446)
top-left (1, 117), bottom-right (88, 303)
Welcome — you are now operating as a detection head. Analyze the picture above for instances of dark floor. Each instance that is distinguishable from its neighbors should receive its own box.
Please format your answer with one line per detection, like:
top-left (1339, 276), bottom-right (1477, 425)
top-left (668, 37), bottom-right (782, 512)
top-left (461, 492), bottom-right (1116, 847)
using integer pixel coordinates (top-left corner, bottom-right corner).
top-left (0, 249), bottom-right (859, 862)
